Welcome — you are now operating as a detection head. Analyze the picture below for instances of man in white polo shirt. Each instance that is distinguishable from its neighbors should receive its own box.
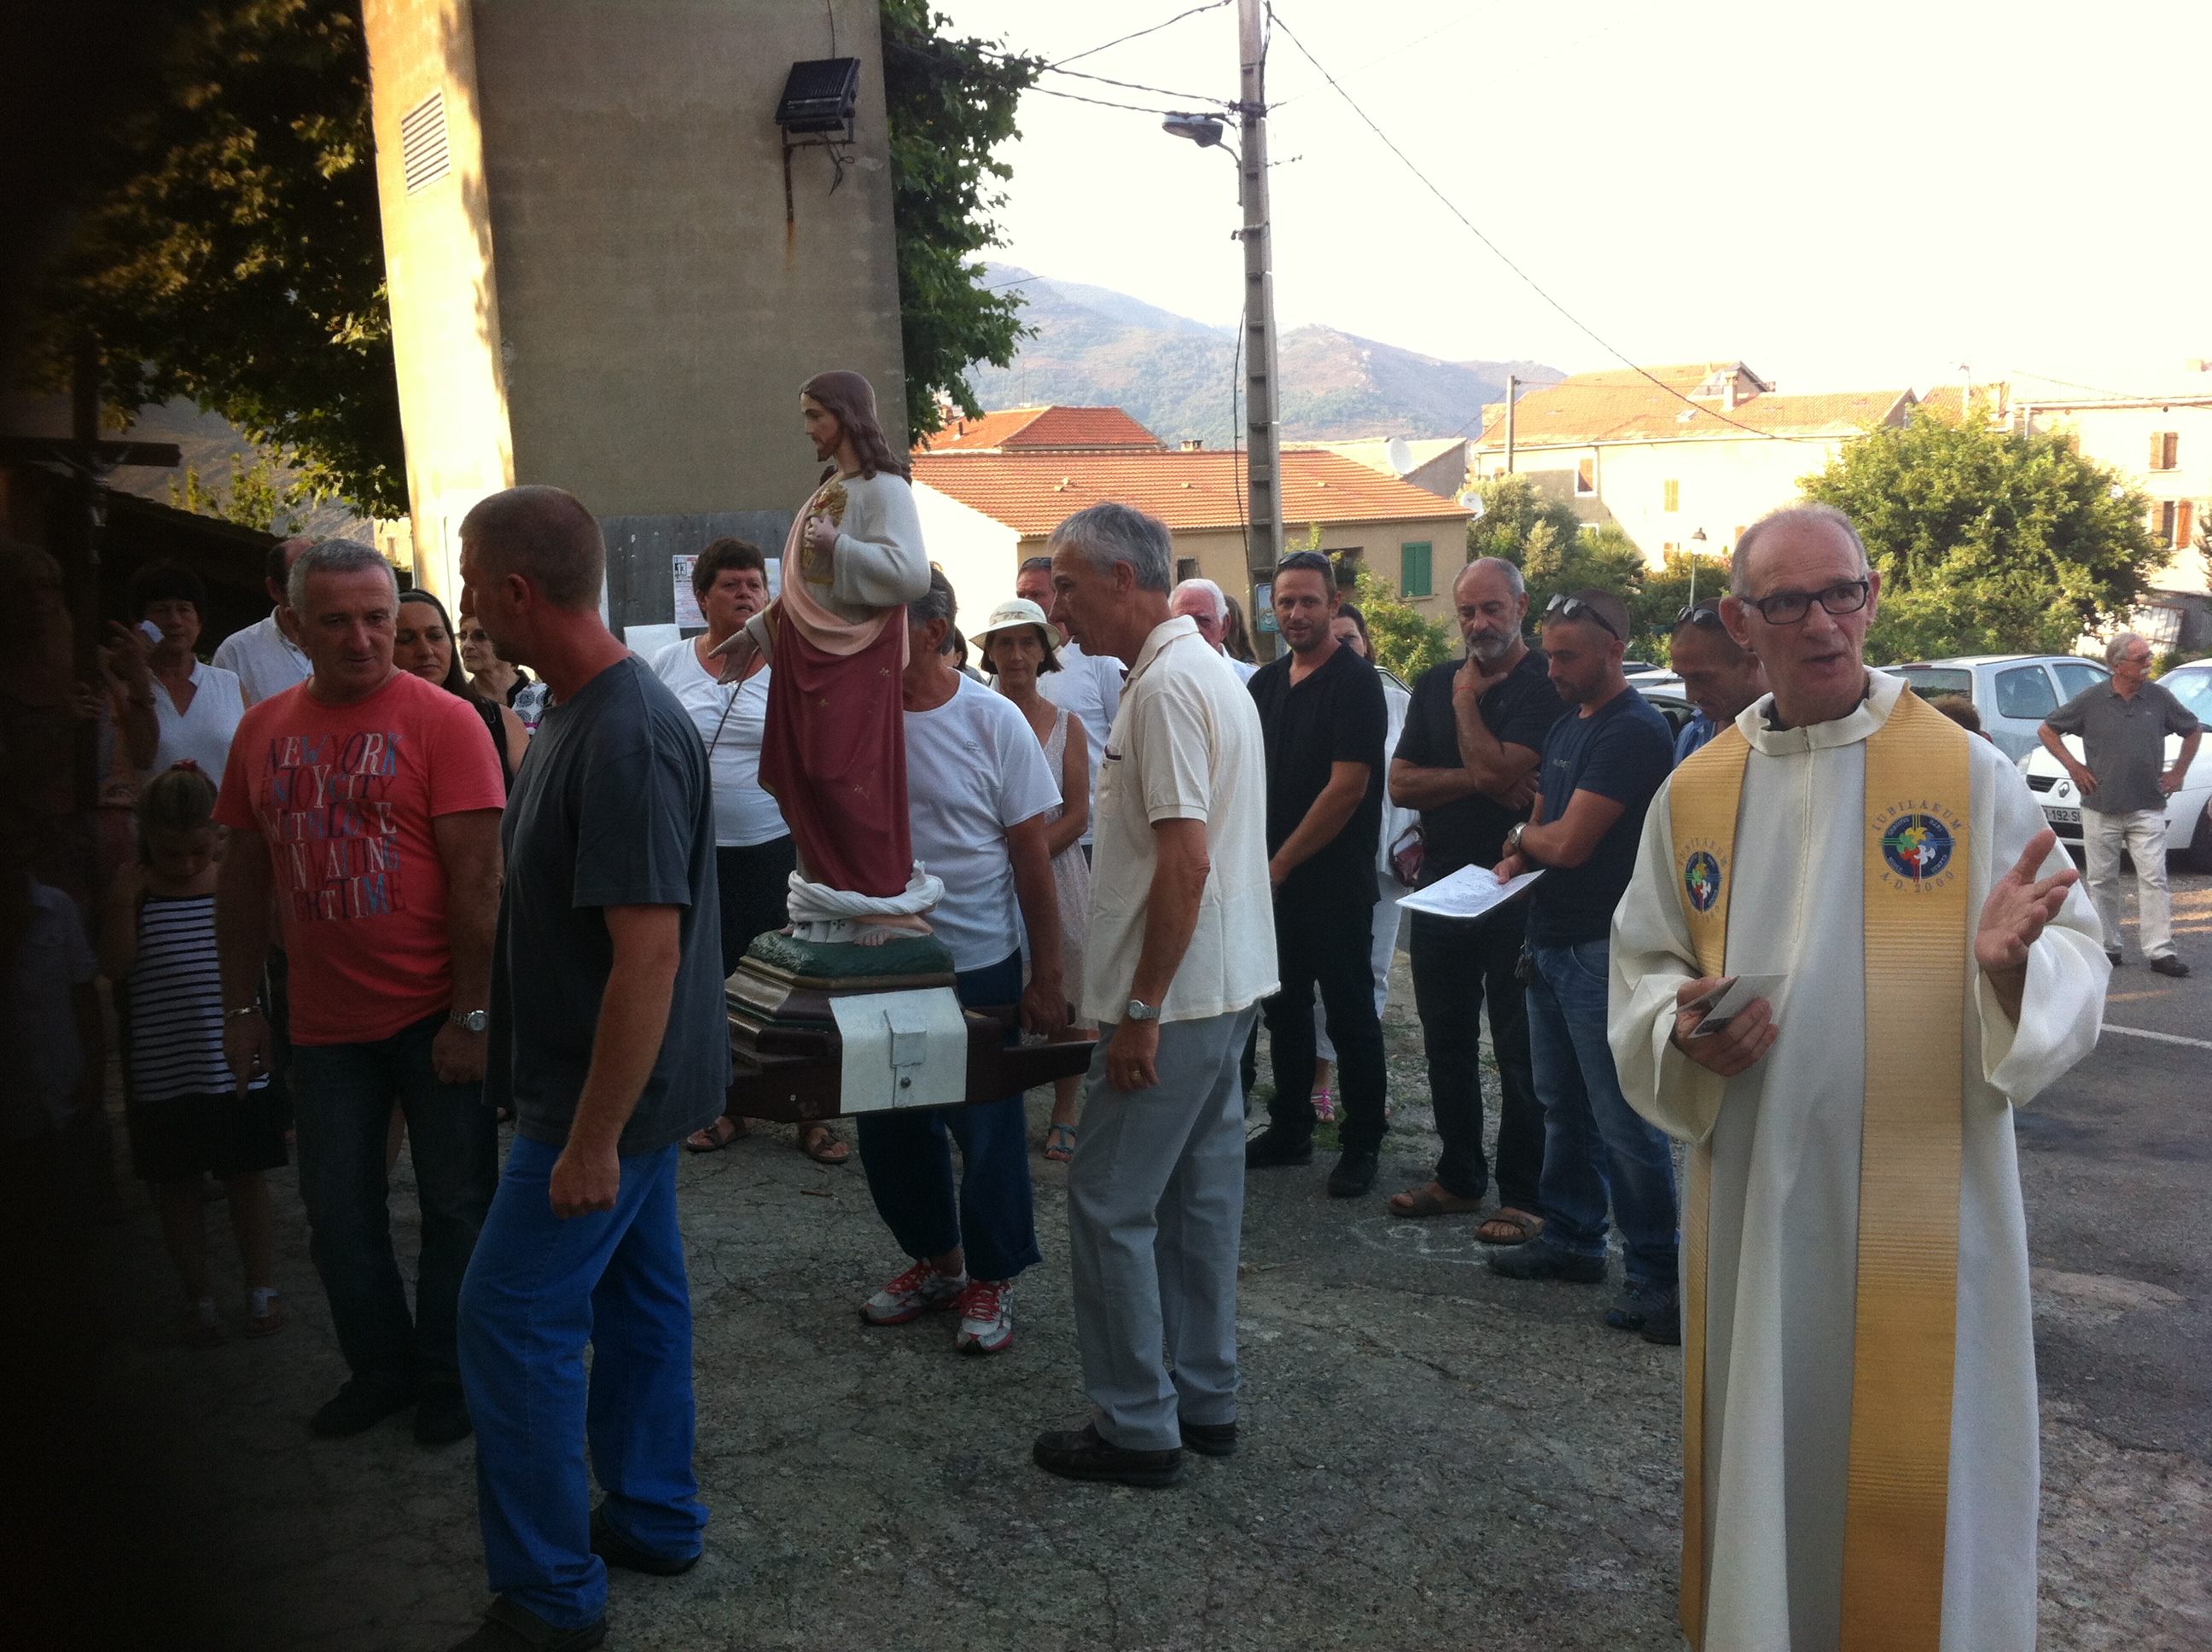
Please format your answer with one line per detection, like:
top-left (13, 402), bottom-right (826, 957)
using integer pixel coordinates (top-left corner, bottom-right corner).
top-left (1032, 502), bottom-right (1276, 1490)
top-left (1019, 554), bottom-right (1121, 855)
top-left (212, 536), bottom-right (313, 705)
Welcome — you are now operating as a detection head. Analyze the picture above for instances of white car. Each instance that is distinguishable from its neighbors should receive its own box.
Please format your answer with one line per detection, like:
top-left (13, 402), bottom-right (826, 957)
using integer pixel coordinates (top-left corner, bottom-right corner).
top-left (2017, 661), bottom-right (2212, 871)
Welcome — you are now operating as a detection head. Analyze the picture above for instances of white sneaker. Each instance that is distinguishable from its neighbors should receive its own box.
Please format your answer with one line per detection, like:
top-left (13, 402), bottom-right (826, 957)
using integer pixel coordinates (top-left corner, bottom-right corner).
top-left (953, 1278), bottom-right (1014, 1356)
top-left (860, 1259), bottom-right (968, 1325)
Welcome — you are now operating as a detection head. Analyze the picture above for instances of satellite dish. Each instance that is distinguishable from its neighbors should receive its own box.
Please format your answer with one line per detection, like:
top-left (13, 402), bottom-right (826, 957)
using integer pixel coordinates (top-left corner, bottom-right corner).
top-left (1386, 435), bottom-right (1415, 475)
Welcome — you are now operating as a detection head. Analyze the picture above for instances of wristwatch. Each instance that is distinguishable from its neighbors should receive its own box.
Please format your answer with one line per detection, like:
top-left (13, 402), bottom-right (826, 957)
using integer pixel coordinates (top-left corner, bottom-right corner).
top-left (1124, 998), bottom-right (1162, 1022)
top-left (1504, 822), bottom-right (1528, 859)
top-left (449, 1009), bottom-right (489, 1033)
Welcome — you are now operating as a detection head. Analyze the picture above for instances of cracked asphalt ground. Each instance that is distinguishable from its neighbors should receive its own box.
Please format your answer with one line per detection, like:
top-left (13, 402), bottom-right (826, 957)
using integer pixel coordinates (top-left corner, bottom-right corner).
top-left (32, 880), bottom-right (2212, 1649)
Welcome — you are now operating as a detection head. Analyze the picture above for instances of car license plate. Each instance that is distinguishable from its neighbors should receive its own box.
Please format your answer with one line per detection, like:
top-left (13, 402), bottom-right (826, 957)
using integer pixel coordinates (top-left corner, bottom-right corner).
top-left (2045, 806), bottom-right (2081, 825)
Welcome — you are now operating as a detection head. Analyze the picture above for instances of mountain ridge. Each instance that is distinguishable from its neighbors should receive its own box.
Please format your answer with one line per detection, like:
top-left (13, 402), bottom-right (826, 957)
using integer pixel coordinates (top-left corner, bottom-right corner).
top-left (966, 265), bottom-right (1562, 449)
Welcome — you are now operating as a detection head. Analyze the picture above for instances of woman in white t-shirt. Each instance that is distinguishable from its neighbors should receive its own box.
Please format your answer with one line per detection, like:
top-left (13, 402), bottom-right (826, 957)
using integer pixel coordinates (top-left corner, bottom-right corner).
top-left (128, 561), bottom-right (245, 781)
top-left (972, 597), bottom-right (1093, 1164)
top-left (653, 538), bottom-right (846, 1166)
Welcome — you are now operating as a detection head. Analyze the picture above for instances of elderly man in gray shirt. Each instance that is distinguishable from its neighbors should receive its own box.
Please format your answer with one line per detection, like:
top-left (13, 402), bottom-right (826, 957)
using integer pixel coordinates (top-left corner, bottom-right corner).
top-left (2040, 630), bottom-right (2202, 975)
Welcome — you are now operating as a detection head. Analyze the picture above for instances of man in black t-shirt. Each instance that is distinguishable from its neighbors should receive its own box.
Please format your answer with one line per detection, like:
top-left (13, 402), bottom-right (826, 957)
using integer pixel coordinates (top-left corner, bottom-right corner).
top-left (451, 487), bottom-right (728, 1650)
top-left (1243, 550), bottom-right (1390, 1197)
top-left (1489, 587), bottom-right (1680, 1344)
top-left (1386, 557), bottom-right (1567, 1240)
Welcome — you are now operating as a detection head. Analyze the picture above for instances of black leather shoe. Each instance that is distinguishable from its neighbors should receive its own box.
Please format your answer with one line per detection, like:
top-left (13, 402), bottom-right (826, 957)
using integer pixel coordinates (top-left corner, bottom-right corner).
top-left (310, 1378), bottom-right (422, 1439)
top-left (1605, 1282), bottom-right (1679, 1341)
top-left (1244, 1127), bottom-right (1313, 1169)
top-left (414, 1383), bottom-right (474, 1446)
top-left (1033, 1422), bottom-right (1187, 1487)
top-left (1487, 1238), bottom-right (1606, 1284)
top-left (589, 1504), bottom-right (701, 1576)
top-left (1326, 1149), bottom-right (1378, 1197)
top-left (2151, 954), bottom-right (2190, 978)
top-left (1179, 1417), bottom-right (1238, 1457)
top-left (447, 1597), bottom-right (606, 1651)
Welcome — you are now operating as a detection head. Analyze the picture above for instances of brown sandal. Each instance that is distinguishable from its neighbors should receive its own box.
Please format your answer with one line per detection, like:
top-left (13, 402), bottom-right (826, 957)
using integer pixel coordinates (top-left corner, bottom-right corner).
top-left (800, 1123), bottom-right (848, 1165)
top-left (1477, 1207), bottom-right (1545, 1246)
top-left (684, 1115), bottom-right (748, 1154)
top-left (1388, 1183), bottom-right (1484, 1219)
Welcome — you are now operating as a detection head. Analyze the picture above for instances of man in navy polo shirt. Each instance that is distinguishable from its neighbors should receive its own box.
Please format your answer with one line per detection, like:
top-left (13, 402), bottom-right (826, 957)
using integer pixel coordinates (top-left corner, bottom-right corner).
top-left (1489, 587), bottom-right (1682, 1344)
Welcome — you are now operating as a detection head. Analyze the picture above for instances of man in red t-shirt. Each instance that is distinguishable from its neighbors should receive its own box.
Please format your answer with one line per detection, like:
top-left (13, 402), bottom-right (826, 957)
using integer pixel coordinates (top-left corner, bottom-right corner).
top-left (215, 539), bottom-right (506, 1446)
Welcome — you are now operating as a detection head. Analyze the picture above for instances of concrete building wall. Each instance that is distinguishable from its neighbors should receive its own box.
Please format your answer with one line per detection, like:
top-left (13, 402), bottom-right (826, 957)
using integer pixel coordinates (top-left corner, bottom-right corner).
top-left (1474, 437), bottom-right (1846, 567)
top-left (2027, 402), bottom-right (2212, 595)
top-left (911, 482), bottom-right (1022, 633)
top-left (364, 0), bottom-right (907, 620)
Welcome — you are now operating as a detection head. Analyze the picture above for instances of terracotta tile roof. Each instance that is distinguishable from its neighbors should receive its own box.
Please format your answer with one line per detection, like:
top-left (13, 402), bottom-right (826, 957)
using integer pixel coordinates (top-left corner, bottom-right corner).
top-left (911, 448), bottom-right (1470, 536)
top-left (912, 404), bottom-right (1167, 455)
top-left (1474, 380), bottom-right (1913, 450)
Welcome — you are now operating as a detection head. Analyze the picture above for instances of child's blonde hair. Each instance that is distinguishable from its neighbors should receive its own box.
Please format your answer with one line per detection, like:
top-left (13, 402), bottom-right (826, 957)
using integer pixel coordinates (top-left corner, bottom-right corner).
top-left (135, 761), bottom-right (219, 860)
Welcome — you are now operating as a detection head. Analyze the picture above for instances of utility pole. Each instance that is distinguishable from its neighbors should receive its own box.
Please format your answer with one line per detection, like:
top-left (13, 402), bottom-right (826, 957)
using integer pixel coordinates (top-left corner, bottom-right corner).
top-left (1504, 372), bottom-right (1516, 474)
top-left (1237, 0), bottom-right (1282, 657)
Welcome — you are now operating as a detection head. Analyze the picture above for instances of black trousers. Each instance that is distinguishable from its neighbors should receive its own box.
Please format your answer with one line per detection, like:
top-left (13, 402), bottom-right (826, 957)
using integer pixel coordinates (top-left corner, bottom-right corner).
top-left (1261, 898), bottom-right (1388, 1154)
top-left (1408, 901), bottom-right (1544, 1208)
top-left (714, 835), bottom-right (799, 977)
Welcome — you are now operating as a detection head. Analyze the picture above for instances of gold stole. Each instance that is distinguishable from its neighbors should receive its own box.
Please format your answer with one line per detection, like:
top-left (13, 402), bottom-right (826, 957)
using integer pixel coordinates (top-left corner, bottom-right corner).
top-left (1666, 689), bottom-right (1970, 1651)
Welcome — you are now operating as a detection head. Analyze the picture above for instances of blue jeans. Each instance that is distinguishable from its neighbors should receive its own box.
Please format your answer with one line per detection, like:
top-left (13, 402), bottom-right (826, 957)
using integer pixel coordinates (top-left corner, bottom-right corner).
top-left (458, 1137), bottom-right (705, 1629)
top-left (288, 1010), bottom-right (498, 1390)
top-left (1526, 940), bottom-right (1679, 1284)
top-left (855, 951), bottom-right (1041, 1283)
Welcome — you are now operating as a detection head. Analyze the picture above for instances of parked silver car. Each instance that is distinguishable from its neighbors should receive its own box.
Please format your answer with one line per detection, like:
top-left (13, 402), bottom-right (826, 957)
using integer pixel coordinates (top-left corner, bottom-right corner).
top-left (1889, 654), bottom-right (2111, 760)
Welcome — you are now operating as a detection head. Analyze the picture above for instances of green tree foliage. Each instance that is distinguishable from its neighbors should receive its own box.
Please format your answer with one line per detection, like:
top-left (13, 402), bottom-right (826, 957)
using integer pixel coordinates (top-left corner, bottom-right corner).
top-left (1636, 547), bottom-right (1733, 666)
top-left (1798, 411), bottom-right (2161, 663)
top-left (1465, 473), bottom-right (1582, 566)
top-left (169, 456), bottom-right (327, 534)
top-left (1348, 566), bottom-right (1452, 683)
top-left (26, 1), bottom-right (402, 515)
top-left (880, 2), bottom-right (1039, 442)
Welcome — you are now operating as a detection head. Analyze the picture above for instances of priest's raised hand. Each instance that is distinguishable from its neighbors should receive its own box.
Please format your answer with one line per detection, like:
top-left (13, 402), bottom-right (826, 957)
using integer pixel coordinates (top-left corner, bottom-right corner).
top-left (1975, 825), bottom-right (2081, 1021)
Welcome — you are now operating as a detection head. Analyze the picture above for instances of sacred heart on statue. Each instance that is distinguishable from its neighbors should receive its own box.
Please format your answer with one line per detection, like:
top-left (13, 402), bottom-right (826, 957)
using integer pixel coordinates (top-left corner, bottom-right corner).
top-left (801, 480), bottom-right (849, 588)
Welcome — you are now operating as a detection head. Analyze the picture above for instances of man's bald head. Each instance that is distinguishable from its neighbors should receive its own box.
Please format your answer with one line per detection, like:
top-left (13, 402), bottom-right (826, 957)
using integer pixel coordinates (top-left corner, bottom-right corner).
top-left (460, 485), bottom-right (605, 610)
top-left (1731, 504), bottom-right (1869, 597)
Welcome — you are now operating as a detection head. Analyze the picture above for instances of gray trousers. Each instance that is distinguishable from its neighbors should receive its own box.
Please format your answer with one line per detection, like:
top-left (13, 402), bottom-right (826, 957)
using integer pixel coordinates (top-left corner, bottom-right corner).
top-left (1068, 1006), bottom-right (1258, 1452)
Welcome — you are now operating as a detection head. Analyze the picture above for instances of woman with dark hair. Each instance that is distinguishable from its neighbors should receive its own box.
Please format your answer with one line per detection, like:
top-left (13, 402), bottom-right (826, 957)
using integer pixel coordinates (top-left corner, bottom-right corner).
top-left (393, 588), bottom-right (529, 789)
top-left (122, 560), bottom-right (246, 780)
top-left (1222, 591), bottom-right (1258, 664)
top-left (456, 604), bottom-right (542, 729)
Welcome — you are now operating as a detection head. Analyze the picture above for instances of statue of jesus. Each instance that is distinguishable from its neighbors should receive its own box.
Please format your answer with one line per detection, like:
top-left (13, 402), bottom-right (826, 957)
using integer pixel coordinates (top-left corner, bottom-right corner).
top-left (713, 370), bottom-right (937, 942)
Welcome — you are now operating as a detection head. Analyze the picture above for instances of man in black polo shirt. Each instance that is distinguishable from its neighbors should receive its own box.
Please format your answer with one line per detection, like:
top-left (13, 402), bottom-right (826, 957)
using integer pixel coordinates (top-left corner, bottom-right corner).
top-left (1385, 557), bottom-right (1567, 1242)
top-left (1243, 550), bottom-right (1390, 1197)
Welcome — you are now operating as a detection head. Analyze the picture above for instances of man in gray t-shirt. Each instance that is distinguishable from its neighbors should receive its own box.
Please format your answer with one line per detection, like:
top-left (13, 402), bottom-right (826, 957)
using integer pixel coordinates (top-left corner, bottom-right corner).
top-left (451, 486), bottom-right (726, 1649)
top-left (2040, 631), bottom-right (2201, 974)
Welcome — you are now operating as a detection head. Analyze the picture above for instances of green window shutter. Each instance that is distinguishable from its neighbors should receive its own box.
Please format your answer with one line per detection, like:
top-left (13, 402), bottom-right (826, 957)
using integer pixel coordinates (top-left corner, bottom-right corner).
top-left (1400, 541), bottom-right (1433, 597)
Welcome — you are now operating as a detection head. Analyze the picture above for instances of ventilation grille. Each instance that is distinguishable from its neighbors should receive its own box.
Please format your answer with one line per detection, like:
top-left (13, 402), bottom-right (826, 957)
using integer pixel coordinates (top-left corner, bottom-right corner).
top-left (401, 91), bottom-right (451, 194)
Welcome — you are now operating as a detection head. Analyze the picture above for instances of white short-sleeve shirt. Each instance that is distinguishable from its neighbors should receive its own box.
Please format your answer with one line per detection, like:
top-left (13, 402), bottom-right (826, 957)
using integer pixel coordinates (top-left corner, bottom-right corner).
top-left (211, 612), bottom-right (311, 707)
top-left (905, 674), bottom-right (1062, 973)
top-left (648, 638), bottom-right (787, 847)
top-left (153, 660), bottom-right (246, 778)
top-left (1083, 616), bottom-right (1277, 1025)
top-left (1038, 639), bottom-right (1124, 847)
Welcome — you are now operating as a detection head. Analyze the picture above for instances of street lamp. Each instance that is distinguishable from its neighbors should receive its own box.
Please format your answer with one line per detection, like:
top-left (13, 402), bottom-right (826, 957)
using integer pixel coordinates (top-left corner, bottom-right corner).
top-left (1688, 526), bottom-right (1708, 608)
top-left (1161, 112), bottom-right (1225, 148)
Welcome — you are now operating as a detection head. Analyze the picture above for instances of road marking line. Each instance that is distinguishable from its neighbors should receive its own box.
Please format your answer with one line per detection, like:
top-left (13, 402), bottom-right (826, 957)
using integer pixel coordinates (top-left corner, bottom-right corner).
top-left (2101, 1022), bottom-right (2212, 1050)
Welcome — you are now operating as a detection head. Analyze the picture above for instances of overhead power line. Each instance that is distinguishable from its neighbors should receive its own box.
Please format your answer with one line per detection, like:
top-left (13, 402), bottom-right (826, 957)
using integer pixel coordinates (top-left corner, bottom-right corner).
top-left (1026, 83), bottom-right (1186, 116)
top-left (1265, 5), bottom-right (1821, 445)
top-left (1052, 1), bottom-right (1233, 69)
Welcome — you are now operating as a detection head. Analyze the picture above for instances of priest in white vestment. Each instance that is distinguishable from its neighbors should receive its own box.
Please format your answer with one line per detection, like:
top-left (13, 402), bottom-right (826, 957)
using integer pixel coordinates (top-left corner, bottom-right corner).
top-left (1608, 504), bottom-right (2106, 1651)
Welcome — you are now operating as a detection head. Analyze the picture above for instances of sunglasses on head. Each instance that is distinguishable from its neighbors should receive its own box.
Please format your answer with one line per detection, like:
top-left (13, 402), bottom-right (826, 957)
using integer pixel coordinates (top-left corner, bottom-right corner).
top-left (1674, 604), bottom-right (1727, 630)
top-left (1275, 550), bottom-right (1335, 578)
top-left (1544, 592), bottom-right (1620, 640)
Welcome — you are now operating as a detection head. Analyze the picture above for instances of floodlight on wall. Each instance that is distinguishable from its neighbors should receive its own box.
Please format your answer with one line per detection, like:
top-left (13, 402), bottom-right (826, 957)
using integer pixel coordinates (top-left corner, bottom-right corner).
top-left (776, 57), bottom-right (862, 223)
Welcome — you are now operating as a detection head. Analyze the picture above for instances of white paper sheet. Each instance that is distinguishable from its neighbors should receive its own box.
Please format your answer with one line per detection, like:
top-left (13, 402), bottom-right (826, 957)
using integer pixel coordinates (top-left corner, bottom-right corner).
top-left (1395, 865), bottom-right (1543, 921)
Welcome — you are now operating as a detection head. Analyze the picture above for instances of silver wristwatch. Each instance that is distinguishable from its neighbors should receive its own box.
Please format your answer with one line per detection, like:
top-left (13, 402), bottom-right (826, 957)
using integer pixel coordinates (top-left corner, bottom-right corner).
top-left (1124, 998), bottom-right (1162, 1022)
top-left (449, 1009), bottom-right (489, 1033)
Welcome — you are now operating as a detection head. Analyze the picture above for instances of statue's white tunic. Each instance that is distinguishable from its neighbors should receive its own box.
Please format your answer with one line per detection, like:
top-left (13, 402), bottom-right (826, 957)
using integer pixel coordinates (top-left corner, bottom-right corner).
top-left (1607, 672), bottom-right (2106, 1651)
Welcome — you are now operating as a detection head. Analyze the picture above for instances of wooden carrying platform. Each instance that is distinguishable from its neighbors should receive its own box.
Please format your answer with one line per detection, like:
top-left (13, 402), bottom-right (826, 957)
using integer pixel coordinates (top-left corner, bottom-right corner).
top-left (726, 1003), bottom-right (1096, 1123)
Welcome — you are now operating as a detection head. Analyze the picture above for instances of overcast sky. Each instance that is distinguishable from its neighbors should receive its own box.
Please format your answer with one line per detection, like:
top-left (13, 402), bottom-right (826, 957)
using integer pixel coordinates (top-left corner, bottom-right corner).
top-left (934, 0), bottom-right (2212, 399)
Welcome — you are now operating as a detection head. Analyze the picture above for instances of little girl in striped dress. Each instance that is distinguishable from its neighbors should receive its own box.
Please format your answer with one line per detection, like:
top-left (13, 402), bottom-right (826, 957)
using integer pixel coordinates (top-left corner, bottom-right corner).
top-left (100, 763), bottom-right (287, 1347)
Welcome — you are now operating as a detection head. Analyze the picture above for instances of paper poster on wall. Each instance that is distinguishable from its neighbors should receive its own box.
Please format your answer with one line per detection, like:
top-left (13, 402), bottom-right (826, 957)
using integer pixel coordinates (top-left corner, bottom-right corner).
top-left (1254, 581), bottom-right (1277, 632)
